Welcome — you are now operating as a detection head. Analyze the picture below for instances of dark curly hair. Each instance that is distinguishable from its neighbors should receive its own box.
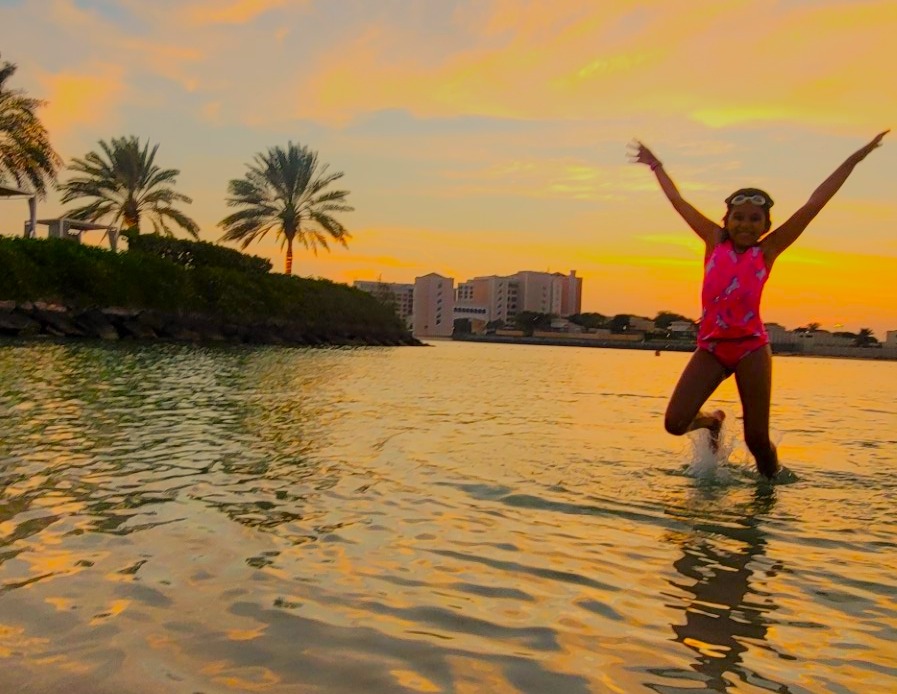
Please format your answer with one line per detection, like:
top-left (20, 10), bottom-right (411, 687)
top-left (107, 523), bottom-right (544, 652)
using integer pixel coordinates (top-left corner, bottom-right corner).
top-left (722, 187), bottom-right (774, 233)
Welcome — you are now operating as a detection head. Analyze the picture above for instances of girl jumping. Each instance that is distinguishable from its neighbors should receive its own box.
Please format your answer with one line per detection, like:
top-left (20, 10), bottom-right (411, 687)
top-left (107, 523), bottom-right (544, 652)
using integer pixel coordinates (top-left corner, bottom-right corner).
top-left (629, 130), bottom-right (888, 478)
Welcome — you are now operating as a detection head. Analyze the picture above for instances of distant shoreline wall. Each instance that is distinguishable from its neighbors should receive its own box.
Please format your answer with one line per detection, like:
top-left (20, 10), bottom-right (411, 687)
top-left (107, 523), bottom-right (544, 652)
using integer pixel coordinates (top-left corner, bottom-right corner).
top-left (452, 334), bottom-right (897, 361)
top-left (453, 334), bottom-right (694, 352)
top-left (781, 345), bottom-right (897, 361)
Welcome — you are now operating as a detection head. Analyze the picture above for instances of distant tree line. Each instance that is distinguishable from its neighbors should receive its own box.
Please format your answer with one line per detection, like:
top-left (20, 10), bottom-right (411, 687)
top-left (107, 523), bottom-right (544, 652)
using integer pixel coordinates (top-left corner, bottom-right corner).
top-left (458, 311), bottom-right (879, 343)
top-left (796, 323), bottom-right (878, 346)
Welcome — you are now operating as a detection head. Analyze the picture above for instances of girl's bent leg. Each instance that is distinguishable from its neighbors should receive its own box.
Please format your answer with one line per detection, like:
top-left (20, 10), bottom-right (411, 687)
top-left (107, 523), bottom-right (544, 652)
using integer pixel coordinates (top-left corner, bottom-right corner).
top-left (734, 345), bottom-right (780, 478)
top-left (665, 350), bottom-right (728, 436)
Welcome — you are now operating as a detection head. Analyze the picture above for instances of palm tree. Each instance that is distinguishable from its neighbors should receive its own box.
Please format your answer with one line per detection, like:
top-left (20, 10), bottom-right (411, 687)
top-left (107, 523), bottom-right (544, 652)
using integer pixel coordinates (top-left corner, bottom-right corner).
top-left (59, 136), bottom-right (199, 237)
top-left (855, 327), bottom-right (876, 347)
top-left (219, 142), bottom-right (352, 275)
top-left (0, 53), bottom-right (61, 197)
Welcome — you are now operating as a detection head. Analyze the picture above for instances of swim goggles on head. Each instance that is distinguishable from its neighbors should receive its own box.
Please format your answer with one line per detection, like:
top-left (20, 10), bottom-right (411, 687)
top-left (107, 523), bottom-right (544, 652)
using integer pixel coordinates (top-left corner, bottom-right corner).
top-left (729, 194), bottom-right (768, 206)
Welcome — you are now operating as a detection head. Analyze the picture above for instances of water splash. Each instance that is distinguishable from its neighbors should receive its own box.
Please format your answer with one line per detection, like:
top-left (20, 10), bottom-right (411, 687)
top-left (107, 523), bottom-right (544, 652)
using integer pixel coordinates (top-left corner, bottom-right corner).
top-left (684, 420), bottom-right (739, 484)
top-left (683, 425), bottom-right (798, 486)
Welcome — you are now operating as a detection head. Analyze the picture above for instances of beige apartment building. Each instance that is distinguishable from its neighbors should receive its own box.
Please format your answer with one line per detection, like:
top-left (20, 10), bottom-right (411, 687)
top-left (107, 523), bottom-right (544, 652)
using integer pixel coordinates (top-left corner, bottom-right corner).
top-left (559, 270), bottom-right (583, 317)
top-left (515, 271), bottom-right (563, 314)
top-left (455, 270), bottom-right (582, 328)
top-left (357, 269), bottom-right (583, 337)
top-left (455, 275), bottom-right (518, 325)
top-left (353, 280), bottom-right (415, 328)
top-left (413, 273), bottom-right (455, 338)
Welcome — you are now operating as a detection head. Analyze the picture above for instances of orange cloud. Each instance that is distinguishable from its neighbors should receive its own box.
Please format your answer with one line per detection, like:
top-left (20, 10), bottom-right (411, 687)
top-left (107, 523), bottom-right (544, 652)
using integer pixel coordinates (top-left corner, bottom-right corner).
top-left (291, 0), bottom-right (894, 134)
top-left (37, 63), bottom-right (126, 137)
top-left (179, 0), bottom-right (300, 25)
top-left (437, 159), bottom-right (621, 200)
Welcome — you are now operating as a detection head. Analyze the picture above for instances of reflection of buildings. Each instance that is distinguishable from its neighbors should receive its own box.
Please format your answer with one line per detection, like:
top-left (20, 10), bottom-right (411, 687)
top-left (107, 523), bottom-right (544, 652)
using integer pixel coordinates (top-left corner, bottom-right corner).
top-left (355, 269), bottom-right (583, 338)
top-left (651, 487), bottom-right (790, 694)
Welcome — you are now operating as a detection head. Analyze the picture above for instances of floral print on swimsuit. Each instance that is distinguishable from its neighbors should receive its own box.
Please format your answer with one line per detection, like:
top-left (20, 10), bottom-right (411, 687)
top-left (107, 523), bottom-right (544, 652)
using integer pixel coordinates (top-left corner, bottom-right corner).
top-left (697, 240), bottom-right (770, 343)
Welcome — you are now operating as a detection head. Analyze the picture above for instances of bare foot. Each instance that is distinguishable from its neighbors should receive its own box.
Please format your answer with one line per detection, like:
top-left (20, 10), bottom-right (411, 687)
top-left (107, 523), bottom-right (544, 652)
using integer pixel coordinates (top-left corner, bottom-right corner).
top-left (708, 410), bottom-right (725, 453)
top-left (757, 460), bottom-right (780, 480)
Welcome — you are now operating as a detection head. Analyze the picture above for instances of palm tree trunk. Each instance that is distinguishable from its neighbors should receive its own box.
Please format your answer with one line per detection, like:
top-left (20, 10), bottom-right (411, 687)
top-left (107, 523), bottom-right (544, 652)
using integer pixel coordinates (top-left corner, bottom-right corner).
top-left (285, 236), bottom-right (293, 275)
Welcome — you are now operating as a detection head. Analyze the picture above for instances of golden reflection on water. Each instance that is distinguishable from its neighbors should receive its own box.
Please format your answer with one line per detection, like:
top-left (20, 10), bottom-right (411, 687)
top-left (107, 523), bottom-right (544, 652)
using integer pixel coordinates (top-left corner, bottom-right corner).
top-left (0, 341), bottom-right (896, 692)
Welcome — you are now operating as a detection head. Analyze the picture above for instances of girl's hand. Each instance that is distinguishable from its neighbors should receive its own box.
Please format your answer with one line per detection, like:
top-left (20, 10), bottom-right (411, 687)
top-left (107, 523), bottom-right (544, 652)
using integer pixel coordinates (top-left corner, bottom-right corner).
top-left (627, 139), bottom-right (662, 169)
top-left (851, 130), bottom-right (889, 163)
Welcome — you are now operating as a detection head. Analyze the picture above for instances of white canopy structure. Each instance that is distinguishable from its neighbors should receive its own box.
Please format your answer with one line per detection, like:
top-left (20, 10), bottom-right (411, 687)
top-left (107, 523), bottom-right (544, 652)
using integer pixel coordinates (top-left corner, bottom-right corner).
top-left (37, 217), bottom-right (119, 252)
top-left (0, 184), bottom-right (37, 237)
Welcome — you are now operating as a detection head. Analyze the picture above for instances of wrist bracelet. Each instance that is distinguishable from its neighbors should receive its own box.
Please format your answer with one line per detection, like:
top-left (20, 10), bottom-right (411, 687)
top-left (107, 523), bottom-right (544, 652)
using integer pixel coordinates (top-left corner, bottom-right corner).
top-left (650, 161), bottom-right (662, 171)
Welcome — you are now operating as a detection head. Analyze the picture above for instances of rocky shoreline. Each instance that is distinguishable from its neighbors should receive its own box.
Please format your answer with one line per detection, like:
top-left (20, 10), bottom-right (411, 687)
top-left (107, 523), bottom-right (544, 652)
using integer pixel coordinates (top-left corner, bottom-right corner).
top-left (0, 301), bottom-right (422, 347)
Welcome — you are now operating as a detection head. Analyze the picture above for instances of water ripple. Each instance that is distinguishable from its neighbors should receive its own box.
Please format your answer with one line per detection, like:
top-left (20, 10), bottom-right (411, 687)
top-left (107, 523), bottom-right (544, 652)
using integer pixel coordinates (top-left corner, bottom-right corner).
top-left (1, 340), bottom-right (895, 692)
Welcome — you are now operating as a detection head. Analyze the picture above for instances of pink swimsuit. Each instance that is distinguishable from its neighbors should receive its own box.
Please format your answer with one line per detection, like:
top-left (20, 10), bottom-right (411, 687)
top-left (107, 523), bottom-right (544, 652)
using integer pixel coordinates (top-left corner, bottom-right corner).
top-left (697, 239), bottom-right (770, 372)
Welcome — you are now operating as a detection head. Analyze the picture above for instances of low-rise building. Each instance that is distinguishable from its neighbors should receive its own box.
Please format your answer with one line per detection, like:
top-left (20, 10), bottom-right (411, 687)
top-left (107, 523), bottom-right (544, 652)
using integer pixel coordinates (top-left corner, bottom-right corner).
top-left (669, 320), bottom-right (696, 336)
top-left (628, 316), bottom-right (654, 332)
top-left (794, 329), bottom-right (855, 348)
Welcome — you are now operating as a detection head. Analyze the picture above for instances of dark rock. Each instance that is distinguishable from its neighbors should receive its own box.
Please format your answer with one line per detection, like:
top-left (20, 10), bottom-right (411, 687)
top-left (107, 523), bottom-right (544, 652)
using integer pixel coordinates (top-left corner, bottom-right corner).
top-left (134, 310), bottom-right (169, 334)
top-left (0, 310), bottom-right (41, 336)
top-left (33, 307), bottom-right (86, 337)
top-left (221, 323), bottom-right (249, 342)
top-left (177, 314), bottom-right (225, 342)
top-left (74, 308), bottom-right (120, 340)
top-left (119, 318), bottom-right (158, 340)
top-left (32, 301), bottom-right (67, 312)
top-left (160, 322), bottom-right (202, 341)
top-left (102, 307), bottom-right (140, 320)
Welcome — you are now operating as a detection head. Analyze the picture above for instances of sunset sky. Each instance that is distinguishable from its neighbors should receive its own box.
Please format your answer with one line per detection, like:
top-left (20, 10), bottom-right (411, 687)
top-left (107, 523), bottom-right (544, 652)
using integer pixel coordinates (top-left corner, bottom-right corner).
top-left (1, 0), bottom-right (895, 335)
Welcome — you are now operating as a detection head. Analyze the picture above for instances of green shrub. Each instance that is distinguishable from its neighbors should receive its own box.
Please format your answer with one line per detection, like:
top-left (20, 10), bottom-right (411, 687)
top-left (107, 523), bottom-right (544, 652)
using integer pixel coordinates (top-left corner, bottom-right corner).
top-left (0, 236), bottom-right (408, 336)
top-left (128, 234), bottom-right (272, 275)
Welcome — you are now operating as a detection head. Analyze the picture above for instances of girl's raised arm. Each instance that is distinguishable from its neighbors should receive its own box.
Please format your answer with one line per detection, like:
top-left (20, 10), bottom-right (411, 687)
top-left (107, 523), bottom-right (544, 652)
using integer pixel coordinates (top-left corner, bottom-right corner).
top-left (629, 140), bottom-right (720, 246)
top-left (764, 130), bottom-right (889, 261)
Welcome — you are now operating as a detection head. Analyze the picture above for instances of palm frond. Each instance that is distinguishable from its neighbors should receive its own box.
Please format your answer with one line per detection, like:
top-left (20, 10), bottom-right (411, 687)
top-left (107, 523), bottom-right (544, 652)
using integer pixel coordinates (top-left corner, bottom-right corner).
top-left (58, 135), bottom-right (198, 236)
top-left (0, 54), bottom-right (61, 196)
top-left (218, 141), bottom-right (353, 273)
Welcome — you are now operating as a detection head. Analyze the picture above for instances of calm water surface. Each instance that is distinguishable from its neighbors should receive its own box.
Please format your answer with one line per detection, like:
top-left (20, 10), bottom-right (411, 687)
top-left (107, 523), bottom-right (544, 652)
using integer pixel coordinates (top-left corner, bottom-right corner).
top-left (0, 339), bottom-right (895, 693)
